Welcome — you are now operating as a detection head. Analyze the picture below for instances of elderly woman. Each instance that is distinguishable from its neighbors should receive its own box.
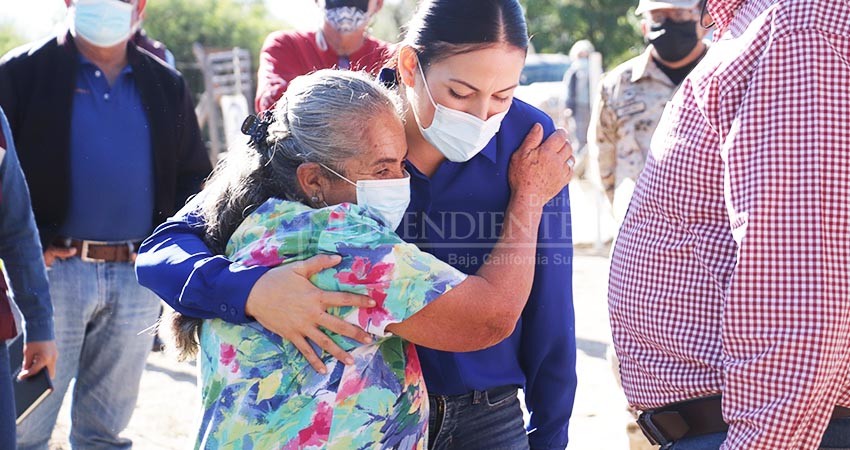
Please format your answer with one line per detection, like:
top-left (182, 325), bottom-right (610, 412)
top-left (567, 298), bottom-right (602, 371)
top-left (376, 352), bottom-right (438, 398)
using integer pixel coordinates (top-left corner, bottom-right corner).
top-left (175, 70), bottom-right (569, 449)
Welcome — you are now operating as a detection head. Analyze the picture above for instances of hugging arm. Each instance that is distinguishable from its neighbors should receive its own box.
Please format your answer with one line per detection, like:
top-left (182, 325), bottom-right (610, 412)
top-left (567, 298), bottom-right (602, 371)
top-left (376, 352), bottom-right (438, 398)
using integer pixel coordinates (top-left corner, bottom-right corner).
top-left (386, 124), bottom-right (573, 351)
top-left (135, 195), bottom-right (374, 372)
top-left (136, 125), bottom-right (571, 365)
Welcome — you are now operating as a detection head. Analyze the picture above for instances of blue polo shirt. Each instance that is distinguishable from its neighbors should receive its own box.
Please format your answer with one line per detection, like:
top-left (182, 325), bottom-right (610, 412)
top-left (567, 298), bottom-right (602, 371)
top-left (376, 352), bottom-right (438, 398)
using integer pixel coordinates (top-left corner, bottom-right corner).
top-left (402, 100), bottom-right (576, 449)
top-left (136, 99), bottom-right (576, 449)
top-left (59, 55), bottom-right (154, 241)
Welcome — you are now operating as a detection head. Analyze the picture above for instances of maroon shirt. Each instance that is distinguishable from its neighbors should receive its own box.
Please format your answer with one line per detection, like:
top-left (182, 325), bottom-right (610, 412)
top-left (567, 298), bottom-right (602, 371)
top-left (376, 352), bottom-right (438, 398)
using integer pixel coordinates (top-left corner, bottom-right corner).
top-left (0, 127), bottom-right (17, 341)
top-left (255, 30), bottom-right (393, 112)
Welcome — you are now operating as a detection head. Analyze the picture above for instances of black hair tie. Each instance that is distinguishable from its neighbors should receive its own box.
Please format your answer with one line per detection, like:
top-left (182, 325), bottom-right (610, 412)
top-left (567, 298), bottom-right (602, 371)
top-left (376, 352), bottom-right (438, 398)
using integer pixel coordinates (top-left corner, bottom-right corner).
top-left (241, 110), bottom-right (275, 147)
top-left (378, 67), bottom-right (399, 89)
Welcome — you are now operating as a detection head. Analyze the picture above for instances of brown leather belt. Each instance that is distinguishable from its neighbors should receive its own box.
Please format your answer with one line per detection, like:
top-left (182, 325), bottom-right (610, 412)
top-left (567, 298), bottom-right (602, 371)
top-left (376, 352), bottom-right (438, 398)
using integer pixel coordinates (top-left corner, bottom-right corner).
top-left (637, 395), bottom-right (850, 448)
top-left (53, 238), bottom-right (141, 263)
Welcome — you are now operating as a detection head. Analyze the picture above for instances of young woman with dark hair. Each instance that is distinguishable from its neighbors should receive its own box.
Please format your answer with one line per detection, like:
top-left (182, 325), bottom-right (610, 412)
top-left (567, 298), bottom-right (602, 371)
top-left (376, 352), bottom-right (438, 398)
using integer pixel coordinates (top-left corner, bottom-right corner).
top-left (138, 1), bottom-right (577, 448)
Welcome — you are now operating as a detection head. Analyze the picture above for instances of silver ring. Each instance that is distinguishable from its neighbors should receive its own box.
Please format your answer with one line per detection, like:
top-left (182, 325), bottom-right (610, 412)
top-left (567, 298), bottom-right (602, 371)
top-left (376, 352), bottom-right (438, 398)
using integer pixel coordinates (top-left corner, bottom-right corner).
top-left (567, 157), bottom-right (576, 169)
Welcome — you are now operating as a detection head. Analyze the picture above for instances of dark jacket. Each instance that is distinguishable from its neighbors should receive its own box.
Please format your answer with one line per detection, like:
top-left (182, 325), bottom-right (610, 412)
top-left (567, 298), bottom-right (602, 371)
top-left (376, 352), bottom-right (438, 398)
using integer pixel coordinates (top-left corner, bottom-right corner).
top-left (0, 32), bottom-right (212, 248)
top-left (0, 107), bottom-right (52, 343)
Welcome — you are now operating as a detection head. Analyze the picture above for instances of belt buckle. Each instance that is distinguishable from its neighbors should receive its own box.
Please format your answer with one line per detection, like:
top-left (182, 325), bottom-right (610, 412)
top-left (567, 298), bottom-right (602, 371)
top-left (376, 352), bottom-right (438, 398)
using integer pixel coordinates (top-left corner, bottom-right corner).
top-left (79, 240), bottom-right (106, 263)
top-left (126, 241), bottom-right (138, 263)
top-left (637, 412), bottom-right (673, 449)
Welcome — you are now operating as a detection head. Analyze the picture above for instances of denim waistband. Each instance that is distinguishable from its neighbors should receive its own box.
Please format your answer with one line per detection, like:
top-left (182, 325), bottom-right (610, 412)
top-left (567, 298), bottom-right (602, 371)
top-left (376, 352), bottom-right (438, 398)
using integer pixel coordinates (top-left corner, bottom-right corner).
top-left (428, 385), bottom-right (519, 406)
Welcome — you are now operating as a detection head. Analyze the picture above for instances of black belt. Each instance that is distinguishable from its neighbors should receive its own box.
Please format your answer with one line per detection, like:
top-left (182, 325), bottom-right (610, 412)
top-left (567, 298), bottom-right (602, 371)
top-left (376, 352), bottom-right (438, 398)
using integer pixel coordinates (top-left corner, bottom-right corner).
top-left (638, 395), bottom-right (850, 448)
top-left (53, 238), bottom-right (141, 263)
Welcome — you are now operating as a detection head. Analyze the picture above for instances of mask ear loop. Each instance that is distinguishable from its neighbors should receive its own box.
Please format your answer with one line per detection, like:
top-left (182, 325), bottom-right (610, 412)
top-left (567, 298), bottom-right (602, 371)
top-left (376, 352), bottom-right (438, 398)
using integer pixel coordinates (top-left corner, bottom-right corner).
top-left (415, 55), bottom-right (439, 110)
top-left (700, 0), bottom-right (715, 29)
top-left (318, 163), bottom-right (357, 187)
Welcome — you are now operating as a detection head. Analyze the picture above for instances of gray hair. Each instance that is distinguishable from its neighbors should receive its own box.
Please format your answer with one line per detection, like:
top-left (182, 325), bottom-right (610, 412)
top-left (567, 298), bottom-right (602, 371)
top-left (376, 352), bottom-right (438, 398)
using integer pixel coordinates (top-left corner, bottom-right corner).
top-left (171, 69), bottom-right (402, 360)
top-left (200, 69), bottom-right (402, 254)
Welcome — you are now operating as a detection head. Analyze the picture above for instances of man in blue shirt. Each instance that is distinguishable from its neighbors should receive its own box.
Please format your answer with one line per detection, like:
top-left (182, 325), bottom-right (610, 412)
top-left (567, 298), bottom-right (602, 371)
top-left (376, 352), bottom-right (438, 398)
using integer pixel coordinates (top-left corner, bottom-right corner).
top-left (0, 106), bottom-right (56, 450)
top-left (0, 0), bottom-right (212, 447)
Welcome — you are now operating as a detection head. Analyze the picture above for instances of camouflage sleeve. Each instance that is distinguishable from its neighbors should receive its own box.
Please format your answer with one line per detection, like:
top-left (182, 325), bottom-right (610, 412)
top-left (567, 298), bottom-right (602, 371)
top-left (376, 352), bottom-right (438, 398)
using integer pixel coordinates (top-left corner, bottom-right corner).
top-left (588, 78), bottom-right (618, 204)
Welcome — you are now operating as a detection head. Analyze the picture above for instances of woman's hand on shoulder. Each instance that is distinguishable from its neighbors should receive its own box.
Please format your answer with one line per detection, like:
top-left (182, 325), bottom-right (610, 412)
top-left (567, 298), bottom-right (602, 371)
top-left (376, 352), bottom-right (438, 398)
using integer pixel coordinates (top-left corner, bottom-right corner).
top-left (245, 254), bottom-right (375, 374)
top-left (508, 124), bottom-right (574, 208)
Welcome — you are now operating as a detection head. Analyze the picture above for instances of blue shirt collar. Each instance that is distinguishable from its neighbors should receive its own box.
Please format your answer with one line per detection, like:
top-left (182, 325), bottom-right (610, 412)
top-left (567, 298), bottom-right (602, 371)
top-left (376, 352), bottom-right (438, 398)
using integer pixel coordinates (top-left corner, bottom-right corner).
top-left (77, 53), bottom-right (134, 76)
top-left (478, 138), bottom-right (498, 163)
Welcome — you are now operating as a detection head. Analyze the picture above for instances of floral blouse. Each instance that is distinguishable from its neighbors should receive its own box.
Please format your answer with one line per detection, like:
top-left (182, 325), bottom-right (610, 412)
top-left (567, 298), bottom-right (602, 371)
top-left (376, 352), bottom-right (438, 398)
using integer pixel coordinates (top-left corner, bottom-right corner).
top-left (195, 199), bottom-right (467, 449)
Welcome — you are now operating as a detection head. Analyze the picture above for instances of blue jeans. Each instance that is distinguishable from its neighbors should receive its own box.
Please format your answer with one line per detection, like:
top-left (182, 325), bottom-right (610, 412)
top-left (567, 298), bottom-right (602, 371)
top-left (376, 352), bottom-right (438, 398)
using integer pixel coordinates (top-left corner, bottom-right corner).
top-left (428, 386), bottom-right (529, 450)
top-left (16, 258), bottom-right (160, 450)
top-left (1, 342), bottom-right (16, 450)
top-left (671, 418), bottom-right (850, 450)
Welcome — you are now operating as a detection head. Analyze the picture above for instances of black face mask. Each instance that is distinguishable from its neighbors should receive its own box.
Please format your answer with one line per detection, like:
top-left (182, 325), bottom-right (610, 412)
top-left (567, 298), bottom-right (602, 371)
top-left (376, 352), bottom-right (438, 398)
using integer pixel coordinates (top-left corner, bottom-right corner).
top-left (324, 0), bottom-right (369, 10)
top-left (648, 19), bottom-right (699, 62)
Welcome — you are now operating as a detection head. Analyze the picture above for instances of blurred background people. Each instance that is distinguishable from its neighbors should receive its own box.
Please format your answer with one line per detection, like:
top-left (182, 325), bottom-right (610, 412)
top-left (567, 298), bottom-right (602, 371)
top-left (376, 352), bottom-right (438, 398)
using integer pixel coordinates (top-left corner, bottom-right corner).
top-left (255, 0), bottom-right (391, 111)
top-left (0, 0), bottom-right (211, 447)
top-left (0, 105), bottom-right (57, 450)
top-left (589, 0), bottom-right (708, 224)
top-left (589, 1), bottom-right (709, 448)
top-left (563, 39), bottom-right (595, 152)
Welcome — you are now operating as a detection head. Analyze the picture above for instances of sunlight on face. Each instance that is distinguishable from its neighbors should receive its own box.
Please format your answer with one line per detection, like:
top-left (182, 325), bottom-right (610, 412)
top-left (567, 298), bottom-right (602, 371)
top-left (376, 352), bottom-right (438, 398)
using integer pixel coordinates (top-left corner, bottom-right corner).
top-left (408, 45), bottom-right (527, 127)
top-left (322, 110), bottom-right (408, 205)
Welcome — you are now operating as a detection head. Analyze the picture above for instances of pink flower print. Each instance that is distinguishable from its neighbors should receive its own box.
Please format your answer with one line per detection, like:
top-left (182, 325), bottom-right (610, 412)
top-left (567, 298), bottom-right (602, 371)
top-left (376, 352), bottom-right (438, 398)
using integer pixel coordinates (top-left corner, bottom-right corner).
top-left (219, 344), bottom-right (240, 374)
top-left (338, 373), bottom-right (367, 400)
top-left (297, 400), bottom-right (332, 447)
top-left (336, 257), bottom-right (393, 286)
top-left (404, 344), bottom-right (426, 414)
top-left (220, 344), bottom-right (237, 366)
top-left (247, 243), bottom-right (283, 267)
top-left (336, 257), bottom-right (395, 328)
top-left (329, 208), bottom-right (347, 222)
top-left (359, 288), bottom-right (391, 330)
top-left (404, 344), bottom-right (423, 384)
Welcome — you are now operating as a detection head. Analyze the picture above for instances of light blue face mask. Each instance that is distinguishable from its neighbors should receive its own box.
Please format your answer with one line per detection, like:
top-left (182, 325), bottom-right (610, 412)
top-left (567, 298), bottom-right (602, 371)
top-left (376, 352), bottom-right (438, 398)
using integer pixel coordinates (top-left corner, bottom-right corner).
top-left (72, 0), bottom-right (134, 48)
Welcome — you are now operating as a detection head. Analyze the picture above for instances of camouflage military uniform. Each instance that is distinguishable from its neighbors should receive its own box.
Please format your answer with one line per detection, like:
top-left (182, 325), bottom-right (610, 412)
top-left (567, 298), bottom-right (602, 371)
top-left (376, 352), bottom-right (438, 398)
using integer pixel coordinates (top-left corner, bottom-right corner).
top-left (591, 47), bottom-right (677, 450)
top-left (588, 47), bottom-right (677, 222)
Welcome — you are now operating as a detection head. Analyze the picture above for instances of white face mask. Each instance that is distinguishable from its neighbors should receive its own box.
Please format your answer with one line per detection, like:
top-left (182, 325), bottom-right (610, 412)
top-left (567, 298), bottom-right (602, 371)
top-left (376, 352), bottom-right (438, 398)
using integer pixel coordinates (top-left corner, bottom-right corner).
top-left (72, 0), bottom-right (134, 48)
top-left (320, 164), bottom-right (411, 231)
top-left (412, 58), bottom-right (509, 163)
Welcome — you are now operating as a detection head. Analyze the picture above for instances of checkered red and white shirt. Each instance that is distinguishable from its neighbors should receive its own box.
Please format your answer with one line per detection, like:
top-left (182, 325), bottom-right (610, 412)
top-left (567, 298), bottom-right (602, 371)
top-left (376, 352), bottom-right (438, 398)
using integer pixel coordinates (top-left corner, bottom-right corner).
top-left (608, 0), bottom-right (850, 448)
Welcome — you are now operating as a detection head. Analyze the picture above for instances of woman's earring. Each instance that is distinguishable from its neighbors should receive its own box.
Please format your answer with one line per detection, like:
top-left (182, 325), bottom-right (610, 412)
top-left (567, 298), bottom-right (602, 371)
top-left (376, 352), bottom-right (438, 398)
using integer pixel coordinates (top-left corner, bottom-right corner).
top-left (311, 195), bottom-right (320, 205)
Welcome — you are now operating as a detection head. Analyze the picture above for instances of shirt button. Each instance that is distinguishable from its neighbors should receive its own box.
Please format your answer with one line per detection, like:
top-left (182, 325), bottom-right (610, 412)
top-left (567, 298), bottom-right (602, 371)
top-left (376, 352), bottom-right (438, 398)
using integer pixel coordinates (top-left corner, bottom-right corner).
top-left (95, 70), bottom-right (101, 78)
top-left (103, 93), bottom-right (110, 101)
top-left (219, 304), bottom-right (228, 312)
top-left (229, 307), bottom-right (237, 316)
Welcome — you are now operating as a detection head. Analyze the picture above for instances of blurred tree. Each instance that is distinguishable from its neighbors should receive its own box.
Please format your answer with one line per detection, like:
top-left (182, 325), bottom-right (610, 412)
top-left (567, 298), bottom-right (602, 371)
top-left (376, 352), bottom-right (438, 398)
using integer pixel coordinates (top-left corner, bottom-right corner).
top-left (370, 0), bottom-right (417, 44)
top-left (362, 0), bottom-right (644, 71)
top-left (142, 0), bottom-right (284, 99)
top-left (521, 0), bottom-right (644, 69)
top-left (0, 23), bottom-right (26, 57)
